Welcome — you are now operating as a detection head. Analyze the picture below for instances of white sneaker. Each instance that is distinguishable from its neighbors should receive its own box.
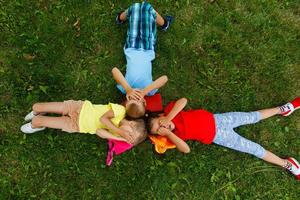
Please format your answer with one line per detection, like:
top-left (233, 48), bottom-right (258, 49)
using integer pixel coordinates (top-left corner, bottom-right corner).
top-left (20, 122), bottom-right (45, 134)
top-left (285, 157), bottom-right (300, 180)
top-left (24, 111), bottom-right (46, 121)
top-left (280, 97), bottom-right (300, 116)
top-left (24, 111), bottom-right (36, 121)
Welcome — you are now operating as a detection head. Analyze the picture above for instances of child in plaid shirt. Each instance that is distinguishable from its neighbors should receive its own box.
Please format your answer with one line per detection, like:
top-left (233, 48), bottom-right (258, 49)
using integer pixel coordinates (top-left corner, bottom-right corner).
top-left (113, 2), bottom-right (173, 119)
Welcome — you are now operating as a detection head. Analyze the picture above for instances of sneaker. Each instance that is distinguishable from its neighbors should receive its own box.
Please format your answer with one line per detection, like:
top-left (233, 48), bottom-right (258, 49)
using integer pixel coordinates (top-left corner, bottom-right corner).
top-left (115, 12), bottom-right (125, 25)
top-left (280, 97), bottom-right (300, 116)
top-left (24, 111), bottom-right (36, 121)
top-left (161, 15), bottom-right (174, 32)
top-left (20, 122), bottom-right (45, 134)
top-left (284, 157), bottom-right (300, 180)
top-left (24, 111), bottom-right (45, 121)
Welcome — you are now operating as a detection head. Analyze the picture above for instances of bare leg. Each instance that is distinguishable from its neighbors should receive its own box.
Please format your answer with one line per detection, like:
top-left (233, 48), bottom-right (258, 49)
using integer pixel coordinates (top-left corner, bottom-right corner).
top-left (32, 102), bottom-right (65, 115)
top-left (262, 150), bottom-right (285, 167)
top-left (258, 107), bottom-right (281, 120)
top-left (155, 11), bottom-right (165, 26)
top-left (32, 115), bottom-right (70, 130)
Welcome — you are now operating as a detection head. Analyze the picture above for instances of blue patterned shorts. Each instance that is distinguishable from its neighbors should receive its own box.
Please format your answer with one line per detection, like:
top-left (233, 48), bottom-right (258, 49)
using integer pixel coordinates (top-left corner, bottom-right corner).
top-left (213, 112), bottom-right (266, 158)
top-left (125, 2), bottom-right (157, 50)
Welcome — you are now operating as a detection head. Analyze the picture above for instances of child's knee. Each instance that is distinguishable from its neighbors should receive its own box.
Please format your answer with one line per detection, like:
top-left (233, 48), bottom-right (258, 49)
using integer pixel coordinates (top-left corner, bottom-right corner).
top-left (32, 103), bottom-right (41, 112)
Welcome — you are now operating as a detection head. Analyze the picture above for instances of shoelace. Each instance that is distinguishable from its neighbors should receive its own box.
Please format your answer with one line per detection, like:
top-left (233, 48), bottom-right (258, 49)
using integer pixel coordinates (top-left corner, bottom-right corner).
top-left (280, 104), bottom-right (292, 113)
top-left (283, 160), bottom-right (293, 171)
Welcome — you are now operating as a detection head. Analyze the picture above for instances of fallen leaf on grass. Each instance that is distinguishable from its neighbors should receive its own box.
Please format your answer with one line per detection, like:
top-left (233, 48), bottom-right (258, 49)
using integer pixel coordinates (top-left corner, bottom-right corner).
top-left (23, 53), bottom-right (36, 61)
top-left (73, 18), bottom-right (81, 37)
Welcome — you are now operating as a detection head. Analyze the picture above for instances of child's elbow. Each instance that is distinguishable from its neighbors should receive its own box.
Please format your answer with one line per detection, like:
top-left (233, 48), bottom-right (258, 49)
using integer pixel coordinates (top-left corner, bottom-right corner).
top-left (183, 148), bottom-right (191, 154)
top-left (111, 67), bottom-right (117, 74)
top-left (99, 116), bottom-right (106, 124)
top-left (162, 75), bottom-right (168, 83)
top-left (180, 146), bottom-right (190, 154)
top-left (180, 98), bottom-right (188, 104)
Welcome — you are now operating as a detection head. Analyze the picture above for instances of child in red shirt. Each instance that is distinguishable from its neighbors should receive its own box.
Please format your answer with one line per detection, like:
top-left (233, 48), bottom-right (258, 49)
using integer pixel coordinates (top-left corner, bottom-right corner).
top-left (147, 97), bottom-right (300, 180)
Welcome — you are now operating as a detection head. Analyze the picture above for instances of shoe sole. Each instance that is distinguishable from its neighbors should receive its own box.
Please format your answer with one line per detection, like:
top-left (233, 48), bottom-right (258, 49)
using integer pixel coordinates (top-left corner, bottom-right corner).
top-left (282, 106), bottom-right (300, 116)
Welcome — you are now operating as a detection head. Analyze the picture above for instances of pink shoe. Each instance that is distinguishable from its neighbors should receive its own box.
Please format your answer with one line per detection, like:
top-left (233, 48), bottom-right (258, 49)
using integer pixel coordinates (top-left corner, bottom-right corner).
top-left (285, 157), bottom-right (300, 180)
top-left (280, 97), bottom-right (300, 116)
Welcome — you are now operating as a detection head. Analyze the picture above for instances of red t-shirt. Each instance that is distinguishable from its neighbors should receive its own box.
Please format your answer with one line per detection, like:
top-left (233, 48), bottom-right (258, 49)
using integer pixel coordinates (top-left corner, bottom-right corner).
top-left (164, 102), bottom-right (216, 144)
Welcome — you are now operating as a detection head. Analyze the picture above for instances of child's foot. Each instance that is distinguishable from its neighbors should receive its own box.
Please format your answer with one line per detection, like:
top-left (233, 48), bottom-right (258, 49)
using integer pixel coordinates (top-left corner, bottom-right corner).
top-left (24, 111), bottom-right (45, 121)
top-left (284, 157), bottom-right (300, 180)
top-left (280, 97), bottom-right (300, 116)
top-left (24, 111), bottom-right (37, 121)
top-left (20, 122), bottom-right (45, 134)
top-left (161, 15), bottom-right (174, 32)
top-left (115, 12), bottom-right (125, 25)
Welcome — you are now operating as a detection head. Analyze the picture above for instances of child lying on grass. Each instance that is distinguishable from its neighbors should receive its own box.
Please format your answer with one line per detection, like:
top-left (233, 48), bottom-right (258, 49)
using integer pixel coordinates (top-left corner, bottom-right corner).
top-left (112, 67), bottom-right (167, 119)
top-left (147, 97), bottom-right (300, 180)
top-left (20, 100), bottom-right (147, 146)
top-left (113, 1), bottom-right (172, 119)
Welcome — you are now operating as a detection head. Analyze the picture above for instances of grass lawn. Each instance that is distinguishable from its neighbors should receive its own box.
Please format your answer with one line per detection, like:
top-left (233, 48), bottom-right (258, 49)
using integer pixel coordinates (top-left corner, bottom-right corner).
top-left (1, 0), bottom-right (300, 199)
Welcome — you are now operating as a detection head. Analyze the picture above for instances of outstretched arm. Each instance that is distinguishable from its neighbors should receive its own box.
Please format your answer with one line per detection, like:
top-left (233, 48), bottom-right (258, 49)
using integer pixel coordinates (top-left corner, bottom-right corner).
top-left (142, 75), bottom-right (168, 97)
top-left (111, 67), bottom-right (143, 100)
top-left (96, 129), bottom-right (127, 142)
top-left (158, 127), bottom-right (190, 153)
top-left (100, 109), bottom-right (135, 144)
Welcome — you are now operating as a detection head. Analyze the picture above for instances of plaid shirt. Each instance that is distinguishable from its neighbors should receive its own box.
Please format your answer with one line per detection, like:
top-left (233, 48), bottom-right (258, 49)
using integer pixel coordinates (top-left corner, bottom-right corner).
top-left (125, 2), bottom-right (157, 50)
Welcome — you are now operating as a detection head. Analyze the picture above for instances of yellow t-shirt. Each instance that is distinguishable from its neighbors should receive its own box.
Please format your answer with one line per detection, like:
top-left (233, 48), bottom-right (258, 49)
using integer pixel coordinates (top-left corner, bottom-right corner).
top-left (79, 100), bottom-right (126, 134)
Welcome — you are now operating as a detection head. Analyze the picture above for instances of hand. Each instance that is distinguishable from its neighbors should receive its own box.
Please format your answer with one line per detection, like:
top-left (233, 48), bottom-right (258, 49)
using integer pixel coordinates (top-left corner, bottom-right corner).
top-left (126, 89), bottom-right (143, 101)
top-left (122, 130), bottom-right (136, 144)
top-left (157, 127), bottom-right (170, 136)
top-left (159, 117), bottom-right (170, 129)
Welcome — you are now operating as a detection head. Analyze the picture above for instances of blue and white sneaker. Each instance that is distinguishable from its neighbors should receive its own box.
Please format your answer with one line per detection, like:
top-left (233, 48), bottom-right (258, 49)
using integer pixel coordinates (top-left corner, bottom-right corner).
top-left (161, 15), bottom-right (174, 32)
top-left (115, 12), bottom-right (125, 25)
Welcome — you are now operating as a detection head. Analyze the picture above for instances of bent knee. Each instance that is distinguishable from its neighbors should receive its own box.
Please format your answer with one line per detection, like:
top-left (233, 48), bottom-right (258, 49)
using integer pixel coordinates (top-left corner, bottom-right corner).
top-left (32, 103), bottom-right (42, 112)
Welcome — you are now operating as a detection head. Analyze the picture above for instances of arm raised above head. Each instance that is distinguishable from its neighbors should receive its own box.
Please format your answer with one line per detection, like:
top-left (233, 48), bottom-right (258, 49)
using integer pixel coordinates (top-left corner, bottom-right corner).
top-left (100, 109), bottom-right (135, 144)
top-left (142, 75), bottom-right (168, 97)
top-left (112, 67), bottom-right (132, 93)
top-left (112, 67), bottom-right (143, 101)
top-left (166, 98), bottom-right (187, 121)
top-left (158, 127), bottom-right (190, 154)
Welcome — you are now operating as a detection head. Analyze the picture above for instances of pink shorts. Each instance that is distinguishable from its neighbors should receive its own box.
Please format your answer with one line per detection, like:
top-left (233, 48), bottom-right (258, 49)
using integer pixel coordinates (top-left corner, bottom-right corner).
top-left (61, 100), bottom-right (84, 133)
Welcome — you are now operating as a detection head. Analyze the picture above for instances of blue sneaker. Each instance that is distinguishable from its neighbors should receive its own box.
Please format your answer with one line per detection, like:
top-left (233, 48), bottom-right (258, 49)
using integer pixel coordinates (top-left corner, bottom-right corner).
top-left (161, 15), bottom-right (174, 32)
top-left (115, 12), bottom-right (124, 25)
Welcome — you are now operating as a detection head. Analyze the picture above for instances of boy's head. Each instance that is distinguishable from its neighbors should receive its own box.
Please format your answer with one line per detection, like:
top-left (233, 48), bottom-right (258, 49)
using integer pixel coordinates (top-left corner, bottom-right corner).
top-left (119, 118), bottom-right (147, 146)
top-left (125, 99), bottom-right (146, 119)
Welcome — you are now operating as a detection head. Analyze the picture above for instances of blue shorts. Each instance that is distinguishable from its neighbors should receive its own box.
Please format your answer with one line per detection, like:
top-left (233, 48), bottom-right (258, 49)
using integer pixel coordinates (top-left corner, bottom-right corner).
top-left (124, 2), bottom-right (157, 50)
top-left (213, 112), bottom-right (266, 159)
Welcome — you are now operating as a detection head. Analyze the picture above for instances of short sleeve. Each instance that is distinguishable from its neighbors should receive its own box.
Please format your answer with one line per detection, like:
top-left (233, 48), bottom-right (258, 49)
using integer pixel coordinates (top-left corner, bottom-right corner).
top-left (109, 103), bottom-right (126, 126)
top-left (164, 102), bottom-right (176, 115)
top-left (116, 84), bottom-right (126, 94)
top-left (146, 88), bottom-right (158, 96)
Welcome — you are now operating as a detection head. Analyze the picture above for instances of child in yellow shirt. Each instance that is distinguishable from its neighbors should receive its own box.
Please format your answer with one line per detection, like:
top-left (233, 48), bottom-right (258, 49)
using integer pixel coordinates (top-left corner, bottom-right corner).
top-left (20, 100), bottom-right (147, 145)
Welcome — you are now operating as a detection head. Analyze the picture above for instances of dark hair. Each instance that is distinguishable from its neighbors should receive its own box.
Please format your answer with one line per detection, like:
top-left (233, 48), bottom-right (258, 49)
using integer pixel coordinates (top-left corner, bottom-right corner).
top-left (144, 112), bottom-right (163, 134)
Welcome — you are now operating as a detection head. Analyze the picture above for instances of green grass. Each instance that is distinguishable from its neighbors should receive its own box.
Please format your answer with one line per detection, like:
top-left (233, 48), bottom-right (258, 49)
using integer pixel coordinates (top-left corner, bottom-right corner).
top-left (1, 0), bottom-right (300, 199)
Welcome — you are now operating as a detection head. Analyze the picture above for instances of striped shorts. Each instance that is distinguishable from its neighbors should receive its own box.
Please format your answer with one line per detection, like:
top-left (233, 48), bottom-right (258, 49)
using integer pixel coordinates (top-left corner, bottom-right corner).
top-left (124, 2), bottom-right (157, 50)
